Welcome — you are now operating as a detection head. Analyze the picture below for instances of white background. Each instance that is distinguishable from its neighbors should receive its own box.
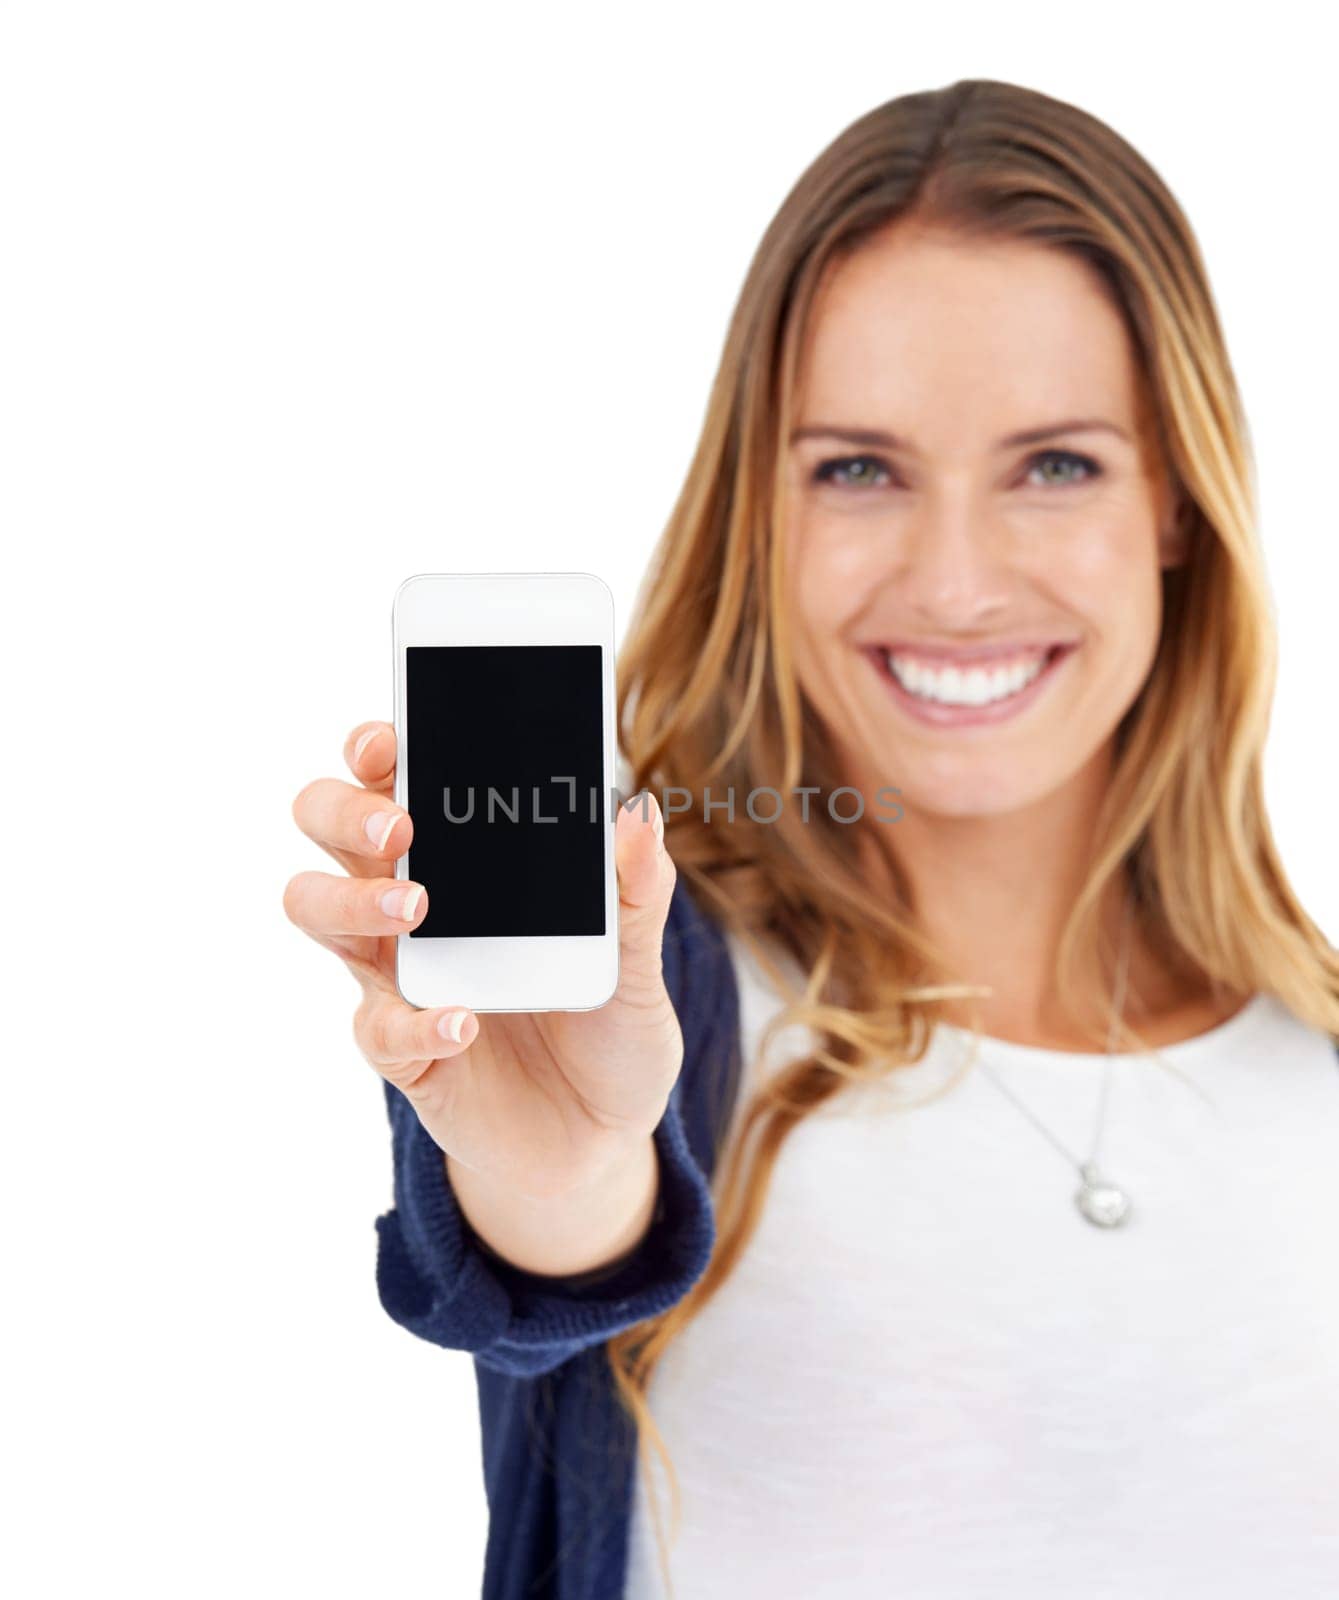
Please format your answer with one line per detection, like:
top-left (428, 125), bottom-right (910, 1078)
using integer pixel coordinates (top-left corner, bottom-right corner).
top-left (3, 3), bottom-right (1334, 1595)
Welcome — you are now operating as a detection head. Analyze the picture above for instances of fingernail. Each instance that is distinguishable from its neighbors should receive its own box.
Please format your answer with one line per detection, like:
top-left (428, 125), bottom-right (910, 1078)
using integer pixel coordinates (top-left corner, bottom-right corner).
top-left (365, 812), bottom-right (399, 852)
top-left (380, 885), bottom-right (423, 921)
top-left (353, 728), bottom-right (379, 763)
top-left (436, 1010), bottom-right (473, 1044)
top-left (649, 793), bottom-right (664, 842)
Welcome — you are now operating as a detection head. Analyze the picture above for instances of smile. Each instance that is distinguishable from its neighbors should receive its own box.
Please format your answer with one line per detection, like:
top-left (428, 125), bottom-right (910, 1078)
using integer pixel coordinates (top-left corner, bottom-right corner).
top-left (863, 642), bottom-right (1077, 727)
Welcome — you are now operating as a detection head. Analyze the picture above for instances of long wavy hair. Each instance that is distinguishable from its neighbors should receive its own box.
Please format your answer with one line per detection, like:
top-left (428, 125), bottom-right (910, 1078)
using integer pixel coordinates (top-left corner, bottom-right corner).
top-left (605, 77), bottom-right (1339, 1594)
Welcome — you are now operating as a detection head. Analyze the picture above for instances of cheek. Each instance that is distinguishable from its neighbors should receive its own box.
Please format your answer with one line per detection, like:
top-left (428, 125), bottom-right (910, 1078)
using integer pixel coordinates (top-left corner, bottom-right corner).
top-left (785, 510), bottom-right (886, 641)
top-left (1049, 513), bottom-right (1164, 641)
top-left (783, 525), bottom-right (875, 707)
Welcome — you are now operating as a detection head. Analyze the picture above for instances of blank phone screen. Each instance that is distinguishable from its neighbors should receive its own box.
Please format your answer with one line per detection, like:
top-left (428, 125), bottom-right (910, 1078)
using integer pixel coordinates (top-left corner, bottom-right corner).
top-left (405, 644), bottom-right (606, 938)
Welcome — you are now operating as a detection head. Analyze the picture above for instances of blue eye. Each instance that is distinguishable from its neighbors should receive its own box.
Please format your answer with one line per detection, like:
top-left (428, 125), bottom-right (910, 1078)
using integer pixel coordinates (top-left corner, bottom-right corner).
top-left (811, 454), bottom-right (891, 489)
top-left (1027, 449), bottom-right (1102, 487)
top-left (810, 448), bottom-right (1103, 492)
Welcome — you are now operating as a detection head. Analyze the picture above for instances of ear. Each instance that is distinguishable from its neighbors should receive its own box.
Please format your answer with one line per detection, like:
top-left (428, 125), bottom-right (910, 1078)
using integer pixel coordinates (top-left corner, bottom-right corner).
top-left (1157, 489), bottom-right (1192, 571)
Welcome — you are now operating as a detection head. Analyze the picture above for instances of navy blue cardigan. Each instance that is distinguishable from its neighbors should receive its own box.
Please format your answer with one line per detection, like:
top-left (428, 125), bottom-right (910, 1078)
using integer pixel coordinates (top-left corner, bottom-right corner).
top-left (374, 873), bottom-right (744, 1600)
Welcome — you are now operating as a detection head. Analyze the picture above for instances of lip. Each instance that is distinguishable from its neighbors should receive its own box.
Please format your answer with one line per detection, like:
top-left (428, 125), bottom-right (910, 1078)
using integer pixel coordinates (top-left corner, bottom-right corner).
top-left (869, 637), bottom-right (1079, 665)
top-left (864, 642), bottom-right (1078, 728)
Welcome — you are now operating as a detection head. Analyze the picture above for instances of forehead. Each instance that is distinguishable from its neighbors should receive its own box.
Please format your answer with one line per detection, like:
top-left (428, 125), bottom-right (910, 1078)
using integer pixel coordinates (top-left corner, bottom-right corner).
top-left (794, 224), bottom-right (1142, 438)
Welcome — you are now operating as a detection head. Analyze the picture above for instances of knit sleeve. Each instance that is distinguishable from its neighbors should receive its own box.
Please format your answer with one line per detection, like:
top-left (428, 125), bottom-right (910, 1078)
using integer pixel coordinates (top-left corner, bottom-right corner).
top-left (371, 874), bottom-right (737, 1379)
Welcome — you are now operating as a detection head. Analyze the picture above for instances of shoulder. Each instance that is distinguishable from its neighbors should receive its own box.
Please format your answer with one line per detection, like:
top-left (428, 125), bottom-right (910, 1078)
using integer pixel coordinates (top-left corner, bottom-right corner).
top-left (663, 868), bottom-right (732, 984)
top-left (661, 871), bottom-right (744, 1181)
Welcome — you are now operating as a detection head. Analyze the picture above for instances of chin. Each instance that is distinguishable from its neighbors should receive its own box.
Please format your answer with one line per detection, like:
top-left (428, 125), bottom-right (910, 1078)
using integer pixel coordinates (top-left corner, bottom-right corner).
top-left (898, 773), bottom-right (1054, 821)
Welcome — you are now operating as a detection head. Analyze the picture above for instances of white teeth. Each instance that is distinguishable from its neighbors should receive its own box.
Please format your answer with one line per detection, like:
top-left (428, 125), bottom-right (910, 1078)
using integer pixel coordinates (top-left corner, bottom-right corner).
top-left (882, 649), bottom-right (1052, 706)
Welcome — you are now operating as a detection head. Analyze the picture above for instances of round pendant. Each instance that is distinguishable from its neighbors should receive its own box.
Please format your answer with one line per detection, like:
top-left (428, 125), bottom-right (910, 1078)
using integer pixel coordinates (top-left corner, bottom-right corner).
top-left (1075, 1163), bottom-right (1132, 1228)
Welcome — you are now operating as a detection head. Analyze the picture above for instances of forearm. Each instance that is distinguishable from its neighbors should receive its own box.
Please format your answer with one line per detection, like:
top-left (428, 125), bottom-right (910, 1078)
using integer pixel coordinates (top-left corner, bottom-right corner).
top-left (445, 1134), bottom-right (661, 1279)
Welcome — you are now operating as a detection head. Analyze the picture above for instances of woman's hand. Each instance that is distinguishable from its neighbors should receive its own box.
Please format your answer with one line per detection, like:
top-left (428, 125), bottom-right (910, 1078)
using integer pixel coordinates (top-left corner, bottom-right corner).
top-left (284, 722), bottom-right (684, 1200)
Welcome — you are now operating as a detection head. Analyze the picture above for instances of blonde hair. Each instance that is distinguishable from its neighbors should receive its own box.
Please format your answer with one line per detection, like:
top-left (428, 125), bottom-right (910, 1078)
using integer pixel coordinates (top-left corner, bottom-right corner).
top-left (606, 77), bottom-right (1339, 1595)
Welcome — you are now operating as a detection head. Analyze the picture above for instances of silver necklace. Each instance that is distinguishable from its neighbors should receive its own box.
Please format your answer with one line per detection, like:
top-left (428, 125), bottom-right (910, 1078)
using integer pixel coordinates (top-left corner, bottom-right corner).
top-left (973, 889), bottom-right (1136, 1229)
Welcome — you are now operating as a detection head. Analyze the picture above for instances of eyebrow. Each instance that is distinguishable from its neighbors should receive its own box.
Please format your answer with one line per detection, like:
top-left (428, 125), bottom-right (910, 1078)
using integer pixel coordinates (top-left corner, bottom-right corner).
top-left (789, 418), bottom-right (1132, 451)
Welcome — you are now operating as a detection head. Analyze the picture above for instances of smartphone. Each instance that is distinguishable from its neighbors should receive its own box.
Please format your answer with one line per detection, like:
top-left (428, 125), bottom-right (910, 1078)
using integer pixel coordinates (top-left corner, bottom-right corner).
top-left (391, 572), bottom-right (620, 1012)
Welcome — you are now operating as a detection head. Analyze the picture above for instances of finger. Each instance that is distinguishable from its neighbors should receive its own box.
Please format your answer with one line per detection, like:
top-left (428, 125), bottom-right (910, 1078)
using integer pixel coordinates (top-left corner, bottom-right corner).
top-left (613, 791), bottom-right (676, 1005)
top-left (615, 789), bottom-right (666, 905)
top-left (354, 989), bottom-right (480, 1072)
top-left (345, 721), bottom-right (397, 793)
top-left (291, 776), bottom-right (413, 871)
top-left (283, 869), bottom-right (429, 938)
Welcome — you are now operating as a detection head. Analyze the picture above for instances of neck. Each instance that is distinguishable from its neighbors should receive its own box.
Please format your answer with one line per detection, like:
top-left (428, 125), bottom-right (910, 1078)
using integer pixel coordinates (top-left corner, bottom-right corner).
top-left (850, 745), bottom-right (1174, 1048)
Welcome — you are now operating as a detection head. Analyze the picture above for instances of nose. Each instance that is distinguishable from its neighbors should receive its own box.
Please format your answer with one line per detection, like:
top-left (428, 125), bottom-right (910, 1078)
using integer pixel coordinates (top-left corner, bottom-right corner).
top-left (893, 493), bottom-right (1014, 629)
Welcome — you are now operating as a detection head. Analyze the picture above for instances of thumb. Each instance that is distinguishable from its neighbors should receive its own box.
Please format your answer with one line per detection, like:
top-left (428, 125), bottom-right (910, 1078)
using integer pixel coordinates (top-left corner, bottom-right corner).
top-left (613, 790), bottom-right (676, 1005)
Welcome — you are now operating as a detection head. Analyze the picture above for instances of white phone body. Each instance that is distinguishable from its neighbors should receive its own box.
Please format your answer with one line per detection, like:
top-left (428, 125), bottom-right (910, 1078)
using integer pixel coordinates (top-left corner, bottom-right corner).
top-left (391, 572), bottom-right (620, 1012)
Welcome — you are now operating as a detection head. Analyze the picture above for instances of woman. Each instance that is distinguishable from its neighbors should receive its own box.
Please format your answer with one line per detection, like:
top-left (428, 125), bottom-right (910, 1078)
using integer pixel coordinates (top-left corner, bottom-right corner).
top-left (285, 78), bottom-right (1339, 1598)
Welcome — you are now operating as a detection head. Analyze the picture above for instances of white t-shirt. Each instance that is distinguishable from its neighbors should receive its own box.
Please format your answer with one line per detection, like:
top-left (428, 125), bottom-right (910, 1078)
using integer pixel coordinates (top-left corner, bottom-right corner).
top-left (623, 928), bottom-right (1339, 1599)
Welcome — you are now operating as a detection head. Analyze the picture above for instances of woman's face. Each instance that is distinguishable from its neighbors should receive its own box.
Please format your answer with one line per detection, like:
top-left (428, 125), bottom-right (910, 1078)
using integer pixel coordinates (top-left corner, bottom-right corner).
top-left (782, 222), bottom-right (1186, 822)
